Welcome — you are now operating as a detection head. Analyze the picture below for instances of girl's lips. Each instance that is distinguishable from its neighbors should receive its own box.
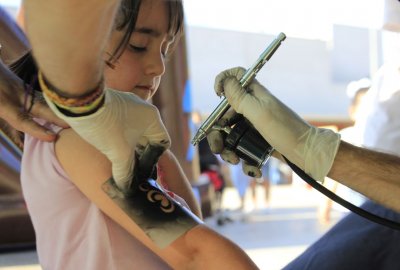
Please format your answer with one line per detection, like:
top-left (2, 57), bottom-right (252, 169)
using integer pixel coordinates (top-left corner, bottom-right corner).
top-left (133, 85), bottom-right (155, 100)
top-left (136, 85), bottom-right (154, 91)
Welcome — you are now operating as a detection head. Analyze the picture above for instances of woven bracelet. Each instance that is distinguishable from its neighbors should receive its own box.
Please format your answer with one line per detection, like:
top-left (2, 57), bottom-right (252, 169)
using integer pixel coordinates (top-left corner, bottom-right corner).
top-left (38, 70), bottom-right (105, 114)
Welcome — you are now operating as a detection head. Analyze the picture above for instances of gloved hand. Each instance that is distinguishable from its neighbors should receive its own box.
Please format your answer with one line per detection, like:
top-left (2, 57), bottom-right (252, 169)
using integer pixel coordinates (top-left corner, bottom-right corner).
top-left (207, 108), bottom-right (263, 178)
top-left (209, 67), bottom-right (341, 182)
top-left (44, 88), bottom-right (170, 190)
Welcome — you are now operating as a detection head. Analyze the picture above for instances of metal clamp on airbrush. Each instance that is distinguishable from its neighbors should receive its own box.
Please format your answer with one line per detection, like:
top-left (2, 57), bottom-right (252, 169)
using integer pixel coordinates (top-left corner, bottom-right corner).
top-left (191, 32), bottom-right (286, 168)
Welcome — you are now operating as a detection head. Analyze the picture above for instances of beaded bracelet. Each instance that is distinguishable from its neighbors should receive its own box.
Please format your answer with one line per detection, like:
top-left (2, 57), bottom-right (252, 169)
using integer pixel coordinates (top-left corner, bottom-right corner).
top-left (38, 70), bottom-right (105, 115)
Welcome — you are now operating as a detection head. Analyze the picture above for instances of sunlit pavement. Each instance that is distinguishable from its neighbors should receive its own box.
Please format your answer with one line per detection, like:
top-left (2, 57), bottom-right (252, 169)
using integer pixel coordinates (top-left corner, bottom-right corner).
top-left (0, 184), bottom-right (340, 270)
top-left (205, 184), bottom-right (341, 270)
top-left (0, 250), bottom-right (39, 270)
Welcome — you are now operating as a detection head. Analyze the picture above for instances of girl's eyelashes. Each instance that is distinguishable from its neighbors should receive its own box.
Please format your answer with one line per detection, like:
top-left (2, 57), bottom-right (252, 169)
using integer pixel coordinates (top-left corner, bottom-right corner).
top-left (128, 44), bottom-right (167, 58)
top-left (128, 44), bottom-right (170, 60)
top-left (129, 44), bottom-right (147, 52)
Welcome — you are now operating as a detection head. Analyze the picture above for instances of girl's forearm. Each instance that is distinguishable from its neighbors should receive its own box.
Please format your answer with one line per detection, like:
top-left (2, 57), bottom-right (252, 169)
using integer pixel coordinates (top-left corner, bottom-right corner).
top-left (159, 151), bottom-right (202, 219)
top-left (169, 225), bottom-right (258, 270)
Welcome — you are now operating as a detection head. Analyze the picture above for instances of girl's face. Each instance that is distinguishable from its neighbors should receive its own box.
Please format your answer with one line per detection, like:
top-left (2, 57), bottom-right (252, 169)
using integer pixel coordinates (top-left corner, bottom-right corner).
top-left (104, 0), bottom-right (175, 101)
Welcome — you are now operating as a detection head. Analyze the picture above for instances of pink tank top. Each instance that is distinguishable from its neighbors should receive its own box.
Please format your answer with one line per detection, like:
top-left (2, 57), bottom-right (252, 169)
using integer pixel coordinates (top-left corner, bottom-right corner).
top-left (21, 121), bottom-right (170, 269)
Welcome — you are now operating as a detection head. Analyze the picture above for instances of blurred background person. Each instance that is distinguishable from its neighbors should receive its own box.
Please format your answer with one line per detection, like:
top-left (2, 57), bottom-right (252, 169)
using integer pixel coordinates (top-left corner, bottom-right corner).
top-left (249, 163), bottom-right (272, 210)
top-left (229, 161), bottom-right (251, 217)
top-left (198, 138), bottom-right (231, 226)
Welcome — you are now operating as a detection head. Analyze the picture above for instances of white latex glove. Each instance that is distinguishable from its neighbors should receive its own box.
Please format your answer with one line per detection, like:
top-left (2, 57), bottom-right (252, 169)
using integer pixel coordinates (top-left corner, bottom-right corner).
top-left (210, 67), bottom-right (341, 182)
top-left (44, 88), bottom-right (170, 190)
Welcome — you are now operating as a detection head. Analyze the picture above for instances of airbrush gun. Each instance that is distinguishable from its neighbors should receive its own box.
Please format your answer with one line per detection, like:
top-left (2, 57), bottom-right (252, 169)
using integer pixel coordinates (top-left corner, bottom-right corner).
top-left (191, 32), bottom-right (400, 231)
top-left (191, 32), bottom-right (286, 146)
top-left (191, 33), bottom-right (286, 168)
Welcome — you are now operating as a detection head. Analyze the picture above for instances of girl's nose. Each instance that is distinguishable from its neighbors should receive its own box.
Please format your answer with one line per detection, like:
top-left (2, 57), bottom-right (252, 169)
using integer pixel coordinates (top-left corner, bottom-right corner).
top-left (144, 51), bottom-right (165, 76)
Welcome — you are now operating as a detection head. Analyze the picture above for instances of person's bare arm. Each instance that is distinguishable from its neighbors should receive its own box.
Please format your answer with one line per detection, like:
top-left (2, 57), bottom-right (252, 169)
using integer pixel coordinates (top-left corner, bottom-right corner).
top-left (0, 6), bottom-right (67, 144)
top-left (158, 150), bottom-right (203, 219)
top-left (24, 0), bottom-right (120, 96)
top-left (55, 129), bottom-right (257, 269)
top-left (0, 61), bottom-right (68, 145)
top-left (328, 141), bottom-right (400, 212)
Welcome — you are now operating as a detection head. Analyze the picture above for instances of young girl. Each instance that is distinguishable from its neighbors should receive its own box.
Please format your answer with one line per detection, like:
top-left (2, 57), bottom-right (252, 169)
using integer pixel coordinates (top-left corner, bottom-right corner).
top-left (19, 0), bottom-right (258, 268)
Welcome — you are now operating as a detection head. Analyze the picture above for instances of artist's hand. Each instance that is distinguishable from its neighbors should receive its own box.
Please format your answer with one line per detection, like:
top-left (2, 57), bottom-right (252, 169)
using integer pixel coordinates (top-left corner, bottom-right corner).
top-left (45, 88), bottom-right (170, 190)
top-left (208, 67), bottom-right (341, 182)
top-left (0, 62), bottom-right (68, 148)
top-left (206, 109), bottom-right (263, 178)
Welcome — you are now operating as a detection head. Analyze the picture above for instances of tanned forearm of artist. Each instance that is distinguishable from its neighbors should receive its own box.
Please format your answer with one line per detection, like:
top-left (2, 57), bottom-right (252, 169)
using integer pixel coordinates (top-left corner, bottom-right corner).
top-left (328, 141), bottom-right (400, 213)
top-left (23, 0), bottom-right (120, 97)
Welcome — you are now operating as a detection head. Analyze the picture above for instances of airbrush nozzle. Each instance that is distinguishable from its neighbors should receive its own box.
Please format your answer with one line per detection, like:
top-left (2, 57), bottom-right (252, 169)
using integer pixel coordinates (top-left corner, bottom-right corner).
top-left (191, 32), bottom-right (286, 145)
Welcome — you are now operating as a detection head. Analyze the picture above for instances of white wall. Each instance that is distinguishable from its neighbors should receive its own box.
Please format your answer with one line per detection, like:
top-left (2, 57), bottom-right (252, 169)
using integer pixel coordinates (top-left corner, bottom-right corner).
top-left (186, 25), bottom-right (376, 121)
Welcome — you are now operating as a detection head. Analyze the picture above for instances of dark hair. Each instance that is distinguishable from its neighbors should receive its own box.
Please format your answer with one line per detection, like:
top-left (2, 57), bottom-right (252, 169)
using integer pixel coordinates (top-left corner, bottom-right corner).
top-left (10, 0), bottom-right (184, 86)
top-left (107, 0), bottom-right (184, 65)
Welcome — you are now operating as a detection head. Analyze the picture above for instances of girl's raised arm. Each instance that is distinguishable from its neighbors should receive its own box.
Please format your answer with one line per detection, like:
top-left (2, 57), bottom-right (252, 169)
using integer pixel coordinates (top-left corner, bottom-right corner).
top-left (24, 0), bottom-right (119, 96)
